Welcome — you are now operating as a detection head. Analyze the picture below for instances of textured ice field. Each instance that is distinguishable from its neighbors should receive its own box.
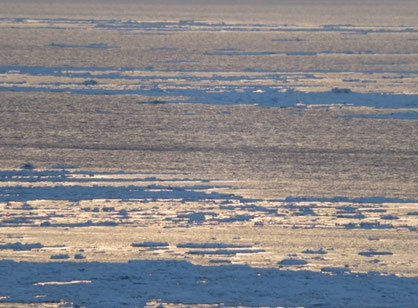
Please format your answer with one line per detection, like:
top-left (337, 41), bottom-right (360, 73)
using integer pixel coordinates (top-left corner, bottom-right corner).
top-left (0, 0), bottom-right (417, 307)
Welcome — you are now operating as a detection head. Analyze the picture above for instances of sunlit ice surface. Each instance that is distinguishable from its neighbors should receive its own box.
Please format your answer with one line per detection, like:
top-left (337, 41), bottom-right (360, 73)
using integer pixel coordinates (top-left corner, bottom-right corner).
top-left (0, 0), bottom-right (417, 307)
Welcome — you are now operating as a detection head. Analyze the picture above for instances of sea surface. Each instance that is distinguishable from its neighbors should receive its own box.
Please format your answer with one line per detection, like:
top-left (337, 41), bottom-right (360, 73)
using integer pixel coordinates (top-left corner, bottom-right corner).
top-left (0, 1), bottom-right (417, 307)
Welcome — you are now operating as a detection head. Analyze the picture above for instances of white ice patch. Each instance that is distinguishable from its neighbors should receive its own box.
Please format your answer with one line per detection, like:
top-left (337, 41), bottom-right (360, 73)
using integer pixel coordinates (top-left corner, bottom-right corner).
top-left (34, 280), bottom-right (91, 286)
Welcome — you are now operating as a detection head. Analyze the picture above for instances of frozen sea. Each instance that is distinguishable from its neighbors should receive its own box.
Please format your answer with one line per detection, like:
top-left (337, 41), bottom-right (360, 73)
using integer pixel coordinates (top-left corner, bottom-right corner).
top-left (0, 0), bottom-right (417, 307)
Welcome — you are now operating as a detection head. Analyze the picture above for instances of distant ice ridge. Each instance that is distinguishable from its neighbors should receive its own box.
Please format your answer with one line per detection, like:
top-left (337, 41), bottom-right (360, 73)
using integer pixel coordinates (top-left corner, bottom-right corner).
top-left (0, 82), bottom-right (417, 109)
top-left (283, 196), bottom-right (418, 204)
top-left (177, 87), bottom-right (418, 109)
top-left (340, 111), bottom-right (418, 120)
top-left (48, 43), bottom-right (119, 49)
top-left (0, 169), bottom-right (242, 203)
top-left (2, 17), bottom-right (418, 35)
top-left (0, 66), bottom-right (417, 109)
